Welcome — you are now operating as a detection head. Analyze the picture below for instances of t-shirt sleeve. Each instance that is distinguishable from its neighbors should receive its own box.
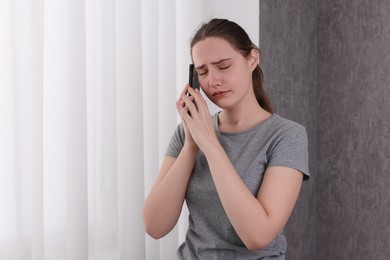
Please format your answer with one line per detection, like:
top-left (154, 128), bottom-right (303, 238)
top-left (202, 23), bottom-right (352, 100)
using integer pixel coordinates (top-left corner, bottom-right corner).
top-left (267, 123), bottom-right (310, 180)
top-left (165, 123), bottom-right (185, 158)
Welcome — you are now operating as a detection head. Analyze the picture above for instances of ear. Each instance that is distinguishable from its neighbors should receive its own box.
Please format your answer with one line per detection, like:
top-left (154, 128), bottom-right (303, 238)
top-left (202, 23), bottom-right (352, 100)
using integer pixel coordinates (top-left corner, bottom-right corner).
top-left (248, 49), bottom-right (259, 71)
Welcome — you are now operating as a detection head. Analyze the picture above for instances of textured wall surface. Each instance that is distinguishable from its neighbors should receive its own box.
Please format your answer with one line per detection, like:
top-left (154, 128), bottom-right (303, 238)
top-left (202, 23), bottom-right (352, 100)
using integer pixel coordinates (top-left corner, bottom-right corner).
top-left (317, 1), bottom-right (390, 259)
top-left (259, 1), bottom-right (318, 260)
top-left (260, 1), bottom-right (390, 259)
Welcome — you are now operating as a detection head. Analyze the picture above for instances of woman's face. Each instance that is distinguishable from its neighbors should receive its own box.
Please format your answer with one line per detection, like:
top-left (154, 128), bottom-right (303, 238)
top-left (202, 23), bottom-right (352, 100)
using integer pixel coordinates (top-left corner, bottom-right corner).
top-left (192, 37), bottom-right (257, 109)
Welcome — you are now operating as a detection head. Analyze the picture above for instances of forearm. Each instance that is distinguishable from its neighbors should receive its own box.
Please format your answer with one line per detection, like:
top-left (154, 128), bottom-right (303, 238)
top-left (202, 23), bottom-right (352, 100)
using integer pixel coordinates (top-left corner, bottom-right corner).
top-left (143, 145), bottom-right (198, 238)
top-left (203, 144), bottom-right (277, 250)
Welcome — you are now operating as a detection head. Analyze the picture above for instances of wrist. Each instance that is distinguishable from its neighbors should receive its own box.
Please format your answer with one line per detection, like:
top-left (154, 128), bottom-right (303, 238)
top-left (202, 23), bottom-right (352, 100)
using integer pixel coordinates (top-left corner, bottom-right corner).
top-left (202, 140), bottom-right (224, 158)
top-left (183, 142), bottom-right (199, 155)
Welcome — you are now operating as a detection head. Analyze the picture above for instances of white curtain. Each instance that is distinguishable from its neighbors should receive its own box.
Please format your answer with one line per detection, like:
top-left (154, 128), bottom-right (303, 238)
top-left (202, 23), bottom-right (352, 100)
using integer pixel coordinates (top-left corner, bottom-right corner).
top-left (0, 0), bottom-right (258, 259)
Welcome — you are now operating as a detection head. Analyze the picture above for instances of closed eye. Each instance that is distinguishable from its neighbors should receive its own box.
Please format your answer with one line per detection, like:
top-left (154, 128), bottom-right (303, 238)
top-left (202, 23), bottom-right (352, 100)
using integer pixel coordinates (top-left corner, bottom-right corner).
top-left (219, 65), bottom-right (230, 70)
top-left (196, 69), bottom-right (208, 76)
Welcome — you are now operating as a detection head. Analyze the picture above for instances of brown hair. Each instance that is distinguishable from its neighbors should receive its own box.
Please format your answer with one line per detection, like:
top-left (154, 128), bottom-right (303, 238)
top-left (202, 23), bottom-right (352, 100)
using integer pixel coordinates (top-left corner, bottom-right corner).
top-left (190, 18), bottom-right (274, 113)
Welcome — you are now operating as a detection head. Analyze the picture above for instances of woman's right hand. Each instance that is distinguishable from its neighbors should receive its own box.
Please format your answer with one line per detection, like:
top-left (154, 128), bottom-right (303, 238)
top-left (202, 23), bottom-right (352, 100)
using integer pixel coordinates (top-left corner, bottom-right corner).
top-left (176, 85), bottom-right (198, 151)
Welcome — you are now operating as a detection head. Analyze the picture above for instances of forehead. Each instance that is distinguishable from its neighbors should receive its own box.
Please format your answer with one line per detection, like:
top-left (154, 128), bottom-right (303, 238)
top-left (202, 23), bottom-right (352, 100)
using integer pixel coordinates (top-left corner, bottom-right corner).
top-left (192, 37), bottom-right (239, 66)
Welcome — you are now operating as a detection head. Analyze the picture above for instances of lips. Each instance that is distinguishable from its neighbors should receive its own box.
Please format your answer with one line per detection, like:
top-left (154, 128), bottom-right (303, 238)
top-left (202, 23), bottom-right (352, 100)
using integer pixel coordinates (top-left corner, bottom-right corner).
top-left (212, 90), bottom-right (229, 98)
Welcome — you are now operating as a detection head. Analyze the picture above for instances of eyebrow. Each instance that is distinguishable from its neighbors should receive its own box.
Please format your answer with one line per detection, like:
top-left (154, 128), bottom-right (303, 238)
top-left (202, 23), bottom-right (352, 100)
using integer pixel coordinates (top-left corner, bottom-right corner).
top-left (195, 58), bottom-right (232, 70)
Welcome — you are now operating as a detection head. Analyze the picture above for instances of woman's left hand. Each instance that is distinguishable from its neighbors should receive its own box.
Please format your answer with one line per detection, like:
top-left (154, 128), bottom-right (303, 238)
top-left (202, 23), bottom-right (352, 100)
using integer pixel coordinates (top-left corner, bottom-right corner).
top-left (176, 86), bottom-right (219, 153)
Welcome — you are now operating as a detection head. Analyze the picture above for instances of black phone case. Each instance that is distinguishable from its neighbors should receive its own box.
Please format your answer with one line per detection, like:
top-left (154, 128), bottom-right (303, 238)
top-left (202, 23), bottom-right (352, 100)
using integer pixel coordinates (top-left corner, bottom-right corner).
top-left (189, 64), bottom-right (200, 90)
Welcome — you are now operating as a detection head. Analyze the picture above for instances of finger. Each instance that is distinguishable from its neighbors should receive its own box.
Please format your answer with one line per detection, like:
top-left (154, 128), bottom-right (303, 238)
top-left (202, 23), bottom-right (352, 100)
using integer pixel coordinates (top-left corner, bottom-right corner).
top-left (187, 87), bottom-right (208, 115)
top-left (176, 94), bottom-right (194, 109)
top-left (176, 98), bottom-right (185, 108)
top-left (186, 87), bottom-right (201, 105)
top-left (182, 84), bottom-right (191, 97)
top-left (176, 84), bottom-right (190, 103)
top-left (186, 86), bottom-right (199, 96)
top-left (194, 88), bottom-right (208, 107)
top-left (182, 95), bottom-right (198, 117)
top-left (176, 102), bottom-right (192, 122)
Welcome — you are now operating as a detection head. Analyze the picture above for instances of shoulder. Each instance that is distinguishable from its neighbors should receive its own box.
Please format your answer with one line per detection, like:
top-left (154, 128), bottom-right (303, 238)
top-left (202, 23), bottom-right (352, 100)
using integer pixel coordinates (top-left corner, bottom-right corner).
top-left (259, 114), bottom-right (308, 145)
top-left (266, 114), bottom-right (310, 179)
top-left (270, 114), bottom-right (307, 134)
top-left (264, 114), bottom-right (309, 158)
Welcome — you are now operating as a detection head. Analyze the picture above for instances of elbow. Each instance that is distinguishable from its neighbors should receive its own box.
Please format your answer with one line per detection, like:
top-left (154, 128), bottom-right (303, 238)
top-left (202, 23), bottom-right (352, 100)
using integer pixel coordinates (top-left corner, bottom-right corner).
top-left (142, 208), bottom-right (169, 240)
top-left (144, 221), bottom-right (174, 240)
top-left (244, 235), bottom-right (277, 251)
top-left (143, 214), bottom-right (163, 239)
top-left (143, 216), bottom-right (166, 239)
top-left (241, 223), bottom-right (282, 251)
top-left (144, 225), bottom-right (166, 240)
top-left (245, 241), bottom-right (268, 251)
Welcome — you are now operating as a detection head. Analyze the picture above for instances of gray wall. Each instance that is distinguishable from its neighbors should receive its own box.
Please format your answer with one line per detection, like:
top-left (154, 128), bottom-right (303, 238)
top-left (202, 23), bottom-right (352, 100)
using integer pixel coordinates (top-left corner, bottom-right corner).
top-left (260, 1), bottom-right (390, 259)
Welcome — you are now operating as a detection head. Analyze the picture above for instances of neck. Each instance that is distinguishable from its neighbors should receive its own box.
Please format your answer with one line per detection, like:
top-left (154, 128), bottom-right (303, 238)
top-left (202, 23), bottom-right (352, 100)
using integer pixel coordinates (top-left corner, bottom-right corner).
top-left (218, 102), bottom-right (271, 132)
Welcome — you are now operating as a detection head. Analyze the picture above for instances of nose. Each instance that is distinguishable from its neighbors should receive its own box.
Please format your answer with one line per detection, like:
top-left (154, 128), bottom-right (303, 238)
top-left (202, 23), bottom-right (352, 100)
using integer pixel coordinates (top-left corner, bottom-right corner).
top-left (208, 69), bottom-right (222, 88)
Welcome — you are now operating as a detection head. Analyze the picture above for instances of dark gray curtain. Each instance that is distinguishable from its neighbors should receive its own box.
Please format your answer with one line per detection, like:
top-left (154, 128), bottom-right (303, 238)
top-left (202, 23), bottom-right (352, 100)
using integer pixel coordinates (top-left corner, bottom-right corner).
top-left (260, 1), bottom-right (390, 259)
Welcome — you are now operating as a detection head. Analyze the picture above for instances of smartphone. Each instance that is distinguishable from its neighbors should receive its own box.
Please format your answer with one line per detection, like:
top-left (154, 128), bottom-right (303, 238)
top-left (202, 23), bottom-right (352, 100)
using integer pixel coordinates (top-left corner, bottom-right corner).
top-left (188, 64), bottom-right (200, 90)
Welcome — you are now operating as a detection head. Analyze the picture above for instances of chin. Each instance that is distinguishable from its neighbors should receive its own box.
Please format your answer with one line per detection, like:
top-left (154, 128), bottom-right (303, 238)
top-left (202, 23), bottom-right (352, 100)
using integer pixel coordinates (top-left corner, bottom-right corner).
top-left (207, 95), bottom-right (235, 110)
top-left (213, 101), bottom-right (236, 110)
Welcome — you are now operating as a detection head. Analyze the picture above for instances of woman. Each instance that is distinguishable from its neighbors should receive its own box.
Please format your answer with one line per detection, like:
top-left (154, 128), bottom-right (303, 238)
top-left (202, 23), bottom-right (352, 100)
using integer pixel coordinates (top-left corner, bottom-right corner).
top-left (143, 18), bottom-right (310, 259)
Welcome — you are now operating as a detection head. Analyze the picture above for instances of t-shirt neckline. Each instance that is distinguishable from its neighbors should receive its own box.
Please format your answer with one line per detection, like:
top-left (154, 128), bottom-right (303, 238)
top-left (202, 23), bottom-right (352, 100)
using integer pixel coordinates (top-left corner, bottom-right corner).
top-left (214, 111), bottom-right (277, 136)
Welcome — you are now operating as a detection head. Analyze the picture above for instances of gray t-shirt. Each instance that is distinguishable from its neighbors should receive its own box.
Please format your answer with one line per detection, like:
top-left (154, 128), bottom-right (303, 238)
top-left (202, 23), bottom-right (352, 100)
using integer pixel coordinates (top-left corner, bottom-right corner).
top-left (165, 113), bottom-right (310, 260)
